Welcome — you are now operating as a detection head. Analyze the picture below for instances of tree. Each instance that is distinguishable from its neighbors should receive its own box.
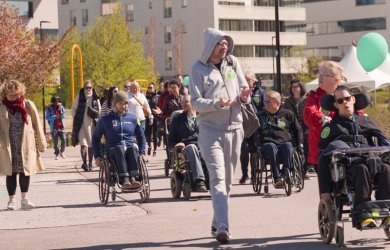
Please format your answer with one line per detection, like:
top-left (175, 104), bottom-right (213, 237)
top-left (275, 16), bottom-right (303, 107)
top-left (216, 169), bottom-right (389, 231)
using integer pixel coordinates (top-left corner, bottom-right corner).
top-left (62, 5), bottom-right (158, 94)
top-left (0, 3), bottom-right (59, 94)
top-left (287, 46), bottom-right (322, 84)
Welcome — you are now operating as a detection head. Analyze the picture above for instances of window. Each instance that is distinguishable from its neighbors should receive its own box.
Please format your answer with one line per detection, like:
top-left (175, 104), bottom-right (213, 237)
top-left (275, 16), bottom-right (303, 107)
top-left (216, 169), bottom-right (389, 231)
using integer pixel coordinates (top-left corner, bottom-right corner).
top-left (182, 0), bottom-right (188, 7)
top-left (149, 1), bottom-right (152, 9)
top-left (255, 46), bottom-right (292, 57)
top-left (164, 0), bottom-right (172, 18)
top-left (126, 4), bottom-right (134, 22)
top-left (82, 9), bottom-right (88, 26)
top-left (145, 27), bottom-right (148, 35)
top-left (61, 0), bottom-right (69, 4)
top-left (80, 0), bottom-right (86, 2)
top-left (233, 46), bottom-right (254, 57)
top-left (218, 1), bottom-right (245, 6)
top-left (70, 10), bottom-right (76, 26)
top-left (165, 50), bottom-right (173, 70)
top-left (219, 20), bottom-right (253, 31)
top-left (164, 25), bottom-right (172, 43)
top-left (253, 0), bottom-right (304, 6)
top-left (7, 1), bottom-right (32, 17)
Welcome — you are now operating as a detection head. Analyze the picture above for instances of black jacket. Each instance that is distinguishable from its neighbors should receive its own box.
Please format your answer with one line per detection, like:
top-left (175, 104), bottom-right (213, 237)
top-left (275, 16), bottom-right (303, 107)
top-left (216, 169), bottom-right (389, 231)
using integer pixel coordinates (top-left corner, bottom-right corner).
top-left (319, 113), bottom-right (390, 150)
top-left (257, 108), bottom-right (303, 146)
top-left (168, 112), bottom-right (198, 150)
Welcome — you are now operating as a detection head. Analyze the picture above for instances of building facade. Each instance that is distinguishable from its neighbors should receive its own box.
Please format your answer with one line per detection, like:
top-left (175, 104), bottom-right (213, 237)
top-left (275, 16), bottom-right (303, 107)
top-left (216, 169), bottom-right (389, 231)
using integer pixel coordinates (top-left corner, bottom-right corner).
top-left (58, 0), bottom-right (307, 88)
top-left (5, 0), bottom-right (58, 37)
top-left (302, 0), bottom-right (389, 61)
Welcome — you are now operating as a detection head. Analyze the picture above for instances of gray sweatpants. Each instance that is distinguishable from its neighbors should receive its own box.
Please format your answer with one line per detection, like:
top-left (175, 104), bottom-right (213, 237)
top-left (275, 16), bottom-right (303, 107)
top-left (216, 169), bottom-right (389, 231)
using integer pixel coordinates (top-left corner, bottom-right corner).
top-left (198, 126), bottom-right (244, 231)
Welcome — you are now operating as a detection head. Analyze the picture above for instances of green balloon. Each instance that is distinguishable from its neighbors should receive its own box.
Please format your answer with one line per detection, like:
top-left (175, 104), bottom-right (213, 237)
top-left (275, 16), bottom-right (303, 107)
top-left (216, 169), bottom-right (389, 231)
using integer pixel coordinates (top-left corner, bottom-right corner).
top-left (357, 32), bottom-right (388, 72)
top-left (183, 76), bottom-right (189, 86)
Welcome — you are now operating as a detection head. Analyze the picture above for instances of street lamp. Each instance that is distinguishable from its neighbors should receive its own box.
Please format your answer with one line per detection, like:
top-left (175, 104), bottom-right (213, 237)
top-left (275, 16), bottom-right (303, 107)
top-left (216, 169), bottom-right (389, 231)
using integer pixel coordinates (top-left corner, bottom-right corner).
top-left (272, 36), bottom-right (276, 86)
top-left (274, 0), bottom-right (282, 94)
top-left (40, 20), bottom-right (50, 135)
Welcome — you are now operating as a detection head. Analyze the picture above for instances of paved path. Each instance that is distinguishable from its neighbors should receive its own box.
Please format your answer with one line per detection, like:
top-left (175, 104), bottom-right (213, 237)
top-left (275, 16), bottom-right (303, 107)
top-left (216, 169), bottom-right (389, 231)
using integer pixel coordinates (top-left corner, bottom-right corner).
top-left (0, 145), bottom-right (389, 249)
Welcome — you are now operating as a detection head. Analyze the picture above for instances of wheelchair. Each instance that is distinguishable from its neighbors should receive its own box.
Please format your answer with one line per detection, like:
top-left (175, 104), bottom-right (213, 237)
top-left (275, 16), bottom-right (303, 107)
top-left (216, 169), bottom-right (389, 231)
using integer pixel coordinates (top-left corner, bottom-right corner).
top-left (170, 147), bottom-right (210, 200)
top-left (164, 110), bottom-right (184, 177)
top-left (318, 146), bottom-right (390, 247)
top-left (98, 154), bottom-right (150, 204)
top-left (251, 145), bottom-right (304, 196)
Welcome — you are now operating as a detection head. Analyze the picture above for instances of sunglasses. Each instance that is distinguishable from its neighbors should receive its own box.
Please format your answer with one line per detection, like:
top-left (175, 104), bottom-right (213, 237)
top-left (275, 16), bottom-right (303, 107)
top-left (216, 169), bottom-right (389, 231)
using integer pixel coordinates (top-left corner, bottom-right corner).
top-left (84, 86), bottom-right (92, 90)
top-left (335, 96), bottom-right (352, 104)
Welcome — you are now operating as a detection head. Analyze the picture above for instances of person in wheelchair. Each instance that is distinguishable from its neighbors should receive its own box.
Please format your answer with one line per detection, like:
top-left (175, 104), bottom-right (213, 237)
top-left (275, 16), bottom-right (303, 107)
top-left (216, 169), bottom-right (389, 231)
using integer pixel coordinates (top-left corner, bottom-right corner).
top-left (318, 85), bottom-right (390, 228)
top-left (168, 95), bottom-right (208, 192)
top-left (257, 90), bottom-right (303, 188)
top-left (92, 91), bottom-right (146, 190)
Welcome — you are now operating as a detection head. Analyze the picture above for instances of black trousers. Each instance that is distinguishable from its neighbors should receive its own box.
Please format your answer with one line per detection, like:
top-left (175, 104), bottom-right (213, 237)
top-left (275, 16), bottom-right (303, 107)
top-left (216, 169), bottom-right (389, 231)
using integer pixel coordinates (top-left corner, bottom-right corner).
top-left (6, 173), bottom-right (30, 196)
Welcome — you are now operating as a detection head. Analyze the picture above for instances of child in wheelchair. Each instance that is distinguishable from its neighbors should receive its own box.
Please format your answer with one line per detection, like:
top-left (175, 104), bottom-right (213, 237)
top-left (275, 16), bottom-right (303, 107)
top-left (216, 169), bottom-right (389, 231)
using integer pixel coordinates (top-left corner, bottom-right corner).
top-left (318, 86), bottom-right (390, 230)
top-left (92, 90), bottom-right (147, 190)
top-left (168, 95), bottom-right (207, 192)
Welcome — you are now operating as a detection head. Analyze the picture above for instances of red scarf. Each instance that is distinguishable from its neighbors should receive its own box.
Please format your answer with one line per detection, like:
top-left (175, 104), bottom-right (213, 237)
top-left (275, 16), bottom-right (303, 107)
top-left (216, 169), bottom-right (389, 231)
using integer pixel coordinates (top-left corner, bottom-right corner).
top-left (2, 95), bottom-right (28, 124)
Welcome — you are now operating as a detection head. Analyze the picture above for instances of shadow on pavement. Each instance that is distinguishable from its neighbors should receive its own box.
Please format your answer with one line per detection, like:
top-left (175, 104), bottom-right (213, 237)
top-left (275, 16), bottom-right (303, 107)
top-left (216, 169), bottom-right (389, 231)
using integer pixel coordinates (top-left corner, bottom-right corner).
top-left (54, 233), bottom-right (387, 249)
top-left (34, 202), bottom-right (127, 209)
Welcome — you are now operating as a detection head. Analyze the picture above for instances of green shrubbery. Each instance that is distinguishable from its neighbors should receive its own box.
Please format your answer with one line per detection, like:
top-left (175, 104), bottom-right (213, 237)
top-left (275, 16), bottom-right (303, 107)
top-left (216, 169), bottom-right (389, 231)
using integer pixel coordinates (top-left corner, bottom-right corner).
top-left (365, 104), bottom-right (390, 138)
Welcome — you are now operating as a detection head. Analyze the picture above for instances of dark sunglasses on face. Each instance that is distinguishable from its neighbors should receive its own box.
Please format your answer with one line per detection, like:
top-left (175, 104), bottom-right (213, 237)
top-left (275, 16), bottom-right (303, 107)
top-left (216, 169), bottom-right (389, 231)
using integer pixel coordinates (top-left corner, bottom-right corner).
top-left (335, 96), bottom-right (352, 104)
top-left (84, 86), bottom-right (92, 90)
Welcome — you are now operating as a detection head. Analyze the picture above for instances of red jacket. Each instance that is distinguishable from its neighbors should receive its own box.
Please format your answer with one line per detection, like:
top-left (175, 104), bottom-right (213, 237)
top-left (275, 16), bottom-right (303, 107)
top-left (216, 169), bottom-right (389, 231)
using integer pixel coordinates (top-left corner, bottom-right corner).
top-left (304, 88), bottom-right (335, 165)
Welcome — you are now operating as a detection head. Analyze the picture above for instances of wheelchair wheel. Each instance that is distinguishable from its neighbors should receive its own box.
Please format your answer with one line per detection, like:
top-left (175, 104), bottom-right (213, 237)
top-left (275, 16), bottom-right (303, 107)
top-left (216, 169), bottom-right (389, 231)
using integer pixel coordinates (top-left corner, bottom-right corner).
top-left (318, 200), bottom-right (335, 244)
top-left (183, 182), bottom-right (191, 200)
top-left (98, 159), bottom-right (110, 204)
top-left (251, 152), bottom-right (263, 194)
top-left (164, 159), bottom-right (170, 177)
top-left (139, 158), bottom-right (150, 203)
top-left (283, 169), bottom-right (292, 196)
top-left (385, 227), bottom-right (390, 239)
top-left (293, 151), bottom-right (304, 192)
top-left (335, 225), bottom-right (344, 247)
top-left (170, 172), bottom-right (183, 199)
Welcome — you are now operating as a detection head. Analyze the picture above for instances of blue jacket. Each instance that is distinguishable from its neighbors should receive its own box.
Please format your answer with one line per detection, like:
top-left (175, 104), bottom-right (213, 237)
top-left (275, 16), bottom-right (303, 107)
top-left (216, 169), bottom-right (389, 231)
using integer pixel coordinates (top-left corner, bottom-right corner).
top-left (92, 110), bottom-right (146, 159)
top-left (45, 104), bottom-right (66, 132)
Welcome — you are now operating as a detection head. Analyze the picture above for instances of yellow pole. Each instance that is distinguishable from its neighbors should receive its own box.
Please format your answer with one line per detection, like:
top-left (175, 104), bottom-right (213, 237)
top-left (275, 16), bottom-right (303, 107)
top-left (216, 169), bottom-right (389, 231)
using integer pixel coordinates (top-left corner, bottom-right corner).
top-left (70, 44), bottom-right (84, 101)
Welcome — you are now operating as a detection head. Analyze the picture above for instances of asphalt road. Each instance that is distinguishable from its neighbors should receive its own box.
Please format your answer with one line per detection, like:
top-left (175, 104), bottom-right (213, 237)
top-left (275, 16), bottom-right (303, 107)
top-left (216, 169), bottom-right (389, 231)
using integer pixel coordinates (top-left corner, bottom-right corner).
top-left (0, 145), bottom-right (389, 249)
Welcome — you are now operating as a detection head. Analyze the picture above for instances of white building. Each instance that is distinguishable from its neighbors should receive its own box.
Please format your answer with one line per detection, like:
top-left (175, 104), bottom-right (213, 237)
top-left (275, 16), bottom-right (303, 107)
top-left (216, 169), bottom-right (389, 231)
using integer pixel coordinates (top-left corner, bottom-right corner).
top-left (6, 0), bottom-right (58, 36)
top-left (303, 0), bottom-right (389, 61)
top-left (58, 0), bottom-right (307, 88)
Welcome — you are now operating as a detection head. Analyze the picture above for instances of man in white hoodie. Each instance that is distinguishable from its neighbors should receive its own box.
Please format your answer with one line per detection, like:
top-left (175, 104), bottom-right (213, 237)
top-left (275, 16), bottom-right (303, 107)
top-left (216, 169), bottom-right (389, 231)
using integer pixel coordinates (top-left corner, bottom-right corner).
top-left (190, 28), bottom-right (251, 244)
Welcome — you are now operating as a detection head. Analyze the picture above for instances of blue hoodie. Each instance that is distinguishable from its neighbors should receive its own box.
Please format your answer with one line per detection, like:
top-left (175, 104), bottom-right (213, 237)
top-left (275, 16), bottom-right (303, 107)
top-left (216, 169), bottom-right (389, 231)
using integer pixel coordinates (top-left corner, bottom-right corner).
top-left (92, 110), bottom-right (146, 159)
top-left (189, 28), bottom-right (248, 131)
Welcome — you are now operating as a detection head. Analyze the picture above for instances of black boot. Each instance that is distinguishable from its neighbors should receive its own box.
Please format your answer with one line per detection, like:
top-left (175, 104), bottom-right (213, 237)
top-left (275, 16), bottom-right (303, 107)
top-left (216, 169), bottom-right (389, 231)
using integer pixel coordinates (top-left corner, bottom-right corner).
top-left (81, 162), bottom-right (88, 172)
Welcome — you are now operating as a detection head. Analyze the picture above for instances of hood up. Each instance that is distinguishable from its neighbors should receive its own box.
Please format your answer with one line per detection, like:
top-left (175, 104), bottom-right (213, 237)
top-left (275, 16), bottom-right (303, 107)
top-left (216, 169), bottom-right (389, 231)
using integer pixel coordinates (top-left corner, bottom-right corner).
top-left (199, 28), bottom-right (234, 65)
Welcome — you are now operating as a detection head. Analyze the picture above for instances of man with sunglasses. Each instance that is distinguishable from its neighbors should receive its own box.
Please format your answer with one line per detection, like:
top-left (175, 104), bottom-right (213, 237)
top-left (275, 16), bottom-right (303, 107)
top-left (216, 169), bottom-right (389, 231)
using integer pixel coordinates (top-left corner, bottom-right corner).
top-left (318, 85), bottom-right (390, 228)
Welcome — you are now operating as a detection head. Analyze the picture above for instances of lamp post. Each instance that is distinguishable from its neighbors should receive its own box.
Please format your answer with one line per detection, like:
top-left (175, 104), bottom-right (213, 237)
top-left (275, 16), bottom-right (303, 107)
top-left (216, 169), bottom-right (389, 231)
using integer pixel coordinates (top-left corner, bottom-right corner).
top-left (272, 36), bottom-right (276, 86)
top-left (40, 20), bottom-right (50, 134)
top-left (274, 0), bottom-right (282, 93)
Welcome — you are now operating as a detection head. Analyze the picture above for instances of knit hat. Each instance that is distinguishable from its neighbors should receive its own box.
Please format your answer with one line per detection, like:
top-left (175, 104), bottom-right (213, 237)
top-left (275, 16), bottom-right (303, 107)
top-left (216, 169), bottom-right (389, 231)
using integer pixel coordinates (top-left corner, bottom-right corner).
top-left (112, 90), bottom-right (129, 106)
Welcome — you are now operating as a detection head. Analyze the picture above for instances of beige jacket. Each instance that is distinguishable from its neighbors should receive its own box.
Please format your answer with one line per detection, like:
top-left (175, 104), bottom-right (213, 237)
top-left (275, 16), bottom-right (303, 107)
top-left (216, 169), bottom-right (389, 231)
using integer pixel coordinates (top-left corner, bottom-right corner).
top-left (0, 99), bottom-right (47, 176)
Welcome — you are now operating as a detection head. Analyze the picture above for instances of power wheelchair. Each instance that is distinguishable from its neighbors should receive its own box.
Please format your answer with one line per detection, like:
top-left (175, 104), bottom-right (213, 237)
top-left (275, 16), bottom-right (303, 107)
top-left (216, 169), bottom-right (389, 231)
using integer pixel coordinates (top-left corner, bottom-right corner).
top-left (251, 145), bottom-right (305, 196)
top-left (163, 110), bottom-right (183, 177)
top-left (317, 92), bottom-right (390, 247)
top-left (169, 146), bottom-right (210, 200)
top-left (98, 149), bottom-right (150, 204)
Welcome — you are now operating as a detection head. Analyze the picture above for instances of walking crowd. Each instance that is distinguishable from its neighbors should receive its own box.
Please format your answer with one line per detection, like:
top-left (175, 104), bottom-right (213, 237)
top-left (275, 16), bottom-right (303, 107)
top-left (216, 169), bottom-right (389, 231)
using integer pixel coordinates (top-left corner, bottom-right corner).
top-left (0, 27), bottom-right (389, 245)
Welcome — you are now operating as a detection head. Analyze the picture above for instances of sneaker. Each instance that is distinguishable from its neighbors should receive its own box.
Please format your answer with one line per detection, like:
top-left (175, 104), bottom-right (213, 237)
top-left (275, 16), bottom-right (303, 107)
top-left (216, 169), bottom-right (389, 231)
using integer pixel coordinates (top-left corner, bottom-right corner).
top-left (130, 177), bottom-right (141, 189)
top-left (147, 147), bottom-right (152, 156)
top-left (383, 217), bottom-right (390, 228)
top-left (361, 218), bottom-right (376, 228)
top-left (122, 177), bottom-right (133, 190)
top-left (7, 201), bottom-right (16, 210)
top-left (153, 151), bottom-right (156, 156)
top-left (195, 180), bottom-right (208, 192)
top-left (304, 173), bottom-right (310, 180)
top-left (81, 163), bottom-right (88, 172)
top-left (239, 175), bottom-right (248, 184)
top-left (211, 226), bottom-right (217, 237)
top-left (21, 198), bottom-right (35, 209)
top-left (215, 228), bottom-right (231, 244)
top-left (60, 153), bottom-right (66, 159)
top-left (55, 154), bottom-right (59, 160)
top-left (274, 178), bottom-right (284, 188)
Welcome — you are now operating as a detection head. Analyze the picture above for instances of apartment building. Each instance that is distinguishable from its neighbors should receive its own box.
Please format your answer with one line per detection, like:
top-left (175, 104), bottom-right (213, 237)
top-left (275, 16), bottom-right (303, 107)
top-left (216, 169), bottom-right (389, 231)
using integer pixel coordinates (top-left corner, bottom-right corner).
top-left (5, 0), bottom-right (58, 36)
top-left (302, 0), bottom-right (389, 61)
top-left (58, 0), bottom-right (307, 87)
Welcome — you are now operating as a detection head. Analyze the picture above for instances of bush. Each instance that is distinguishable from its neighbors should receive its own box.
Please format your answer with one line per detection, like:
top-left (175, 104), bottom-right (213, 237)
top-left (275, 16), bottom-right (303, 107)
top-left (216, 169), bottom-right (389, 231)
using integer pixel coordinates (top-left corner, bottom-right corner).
top-left (365, 104), bottom-right (390, 138)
